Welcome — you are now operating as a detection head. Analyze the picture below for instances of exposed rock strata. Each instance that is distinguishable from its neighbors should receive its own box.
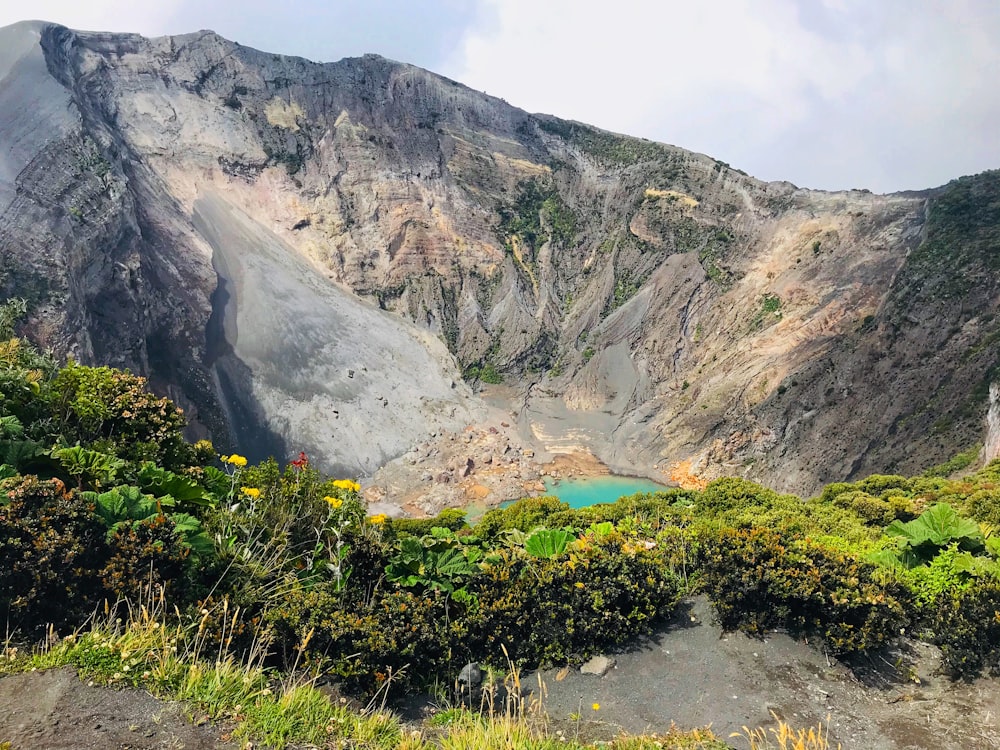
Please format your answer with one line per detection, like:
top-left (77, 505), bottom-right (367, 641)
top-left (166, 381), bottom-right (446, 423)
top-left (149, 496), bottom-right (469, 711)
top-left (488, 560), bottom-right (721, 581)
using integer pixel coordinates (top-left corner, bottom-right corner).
top-left (1, 21), bottom-right (998, 494)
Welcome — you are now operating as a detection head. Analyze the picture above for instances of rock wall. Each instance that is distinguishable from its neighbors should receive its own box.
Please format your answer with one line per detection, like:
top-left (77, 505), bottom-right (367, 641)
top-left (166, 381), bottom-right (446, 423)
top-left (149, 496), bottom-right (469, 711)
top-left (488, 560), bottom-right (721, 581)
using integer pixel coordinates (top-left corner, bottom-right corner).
top-left (1, 21), bottom-right (998, 492)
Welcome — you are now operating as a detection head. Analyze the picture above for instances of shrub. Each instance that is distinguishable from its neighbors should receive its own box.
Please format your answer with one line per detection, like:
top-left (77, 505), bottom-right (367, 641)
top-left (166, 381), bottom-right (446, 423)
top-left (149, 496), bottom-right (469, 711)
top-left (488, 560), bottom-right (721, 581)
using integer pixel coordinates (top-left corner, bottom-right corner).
top-left (928, 582), bottom-right (1000, 678)
top-left (390, 508), bottom-right (468, 538)
top-left (267, 583), bottom-right (457, 697)
top-left (0, 476), bottom-right (108, 631)
top-left (206, 458), bottom-right (365, 591)
top-left (476, 496), bottom-right (569, 539)
top-left (699, 527), bottom-right (910, 654)
top-left (961, 486), bottom-right (1000, 525)
top-left (47, 362), bottom-right (192, 469)
top-left (467, 534), bottom-right (681, 667)
top-left (697, 477), bottom-right (781, 514)
top-left (101, 516), bottom-right (192, 602)
top-left (831, 490), bottom-right (916, 526)
top-left (884, 502), bottom-right (984, 566)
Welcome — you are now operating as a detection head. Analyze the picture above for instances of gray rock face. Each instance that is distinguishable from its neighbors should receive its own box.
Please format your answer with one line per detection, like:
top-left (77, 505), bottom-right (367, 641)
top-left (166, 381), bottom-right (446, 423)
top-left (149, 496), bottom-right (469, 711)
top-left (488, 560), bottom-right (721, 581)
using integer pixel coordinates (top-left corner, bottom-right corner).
top-left (193, 191), bottom-right (481, 474)
top-left (580, 655), bottom-right (615, 677)
top-left (456, 662), bottom-right (482, 687)
top-left (1, 21), bottom-right (997, 491)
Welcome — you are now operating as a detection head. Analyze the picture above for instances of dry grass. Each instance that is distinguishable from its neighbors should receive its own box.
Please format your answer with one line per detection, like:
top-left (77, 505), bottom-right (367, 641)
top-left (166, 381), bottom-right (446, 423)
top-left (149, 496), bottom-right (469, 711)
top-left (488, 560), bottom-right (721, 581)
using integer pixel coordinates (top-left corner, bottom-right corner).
top-left (734, 713), bottom-right (841, 750)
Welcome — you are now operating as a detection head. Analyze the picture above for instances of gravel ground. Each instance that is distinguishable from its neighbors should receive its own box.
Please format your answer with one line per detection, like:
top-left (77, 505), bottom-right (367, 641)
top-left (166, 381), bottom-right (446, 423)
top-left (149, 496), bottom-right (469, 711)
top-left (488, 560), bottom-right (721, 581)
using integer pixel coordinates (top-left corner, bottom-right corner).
top-left (4, 599), bottom-right (999, 749)
top-left (0, 667), bottom-right (236, 749)
top-left (531, 596), bottom-right (1000, 750)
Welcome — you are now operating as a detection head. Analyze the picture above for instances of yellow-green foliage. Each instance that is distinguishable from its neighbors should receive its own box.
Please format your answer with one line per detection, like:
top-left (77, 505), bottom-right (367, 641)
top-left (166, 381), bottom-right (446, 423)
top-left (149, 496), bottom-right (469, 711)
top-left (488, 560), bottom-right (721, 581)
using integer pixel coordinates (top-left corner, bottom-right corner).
top-left (413, 708), bottom-right (727, 749)
top-left (477, 495), bottom-right (570, 539)
top-left (699, 527), bottom-right (910, 654)
top-left (49, 361), bottom-right (193, 468)
top-left (13, 602), bottom-right (402, 750)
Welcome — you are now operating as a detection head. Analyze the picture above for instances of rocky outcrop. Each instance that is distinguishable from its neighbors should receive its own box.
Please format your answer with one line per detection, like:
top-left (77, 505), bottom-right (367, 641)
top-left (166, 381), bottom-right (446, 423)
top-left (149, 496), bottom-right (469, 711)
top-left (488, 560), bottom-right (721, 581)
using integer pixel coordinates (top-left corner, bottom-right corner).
top-left (1, 21), bottom-right (997, 493)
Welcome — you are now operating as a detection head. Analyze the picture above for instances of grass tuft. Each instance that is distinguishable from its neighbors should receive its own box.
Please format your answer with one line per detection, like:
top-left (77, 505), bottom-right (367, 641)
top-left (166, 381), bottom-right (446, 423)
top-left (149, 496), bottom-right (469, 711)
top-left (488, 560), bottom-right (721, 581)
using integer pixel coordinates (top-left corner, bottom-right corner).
top-left (734, 713), bottom-right (841, 750)
top-left (3, 591), bottom-right (401, 750)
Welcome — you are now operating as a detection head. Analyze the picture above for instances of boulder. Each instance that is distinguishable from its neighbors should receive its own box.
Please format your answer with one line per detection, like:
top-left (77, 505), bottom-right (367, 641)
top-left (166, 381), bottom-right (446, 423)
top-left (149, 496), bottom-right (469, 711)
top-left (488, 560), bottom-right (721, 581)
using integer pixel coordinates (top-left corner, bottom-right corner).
top-left (580, 655), bottom-right (616, 677)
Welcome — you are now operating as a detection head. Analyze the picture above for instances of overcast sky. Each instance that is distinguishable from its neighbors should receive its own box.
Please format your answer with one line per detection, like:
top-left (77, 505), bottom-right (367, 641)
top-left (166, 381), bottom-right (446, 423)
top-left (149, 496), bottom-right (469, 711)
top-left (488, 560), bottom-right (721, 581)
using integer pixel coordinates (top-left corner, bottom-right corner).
top-left (2, 0), bottom-right (997, 193)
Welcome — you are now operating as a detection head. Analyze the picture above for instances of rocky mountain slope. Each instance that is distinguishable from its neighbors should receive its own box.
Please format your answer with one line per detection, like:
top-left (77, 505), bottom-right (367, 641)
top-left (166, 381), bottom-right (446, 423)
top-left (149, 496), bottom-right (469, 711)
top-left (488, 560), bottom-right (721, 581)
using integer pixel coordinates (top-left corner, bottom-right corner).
top-left (1, 20), bottom-right (997, 493)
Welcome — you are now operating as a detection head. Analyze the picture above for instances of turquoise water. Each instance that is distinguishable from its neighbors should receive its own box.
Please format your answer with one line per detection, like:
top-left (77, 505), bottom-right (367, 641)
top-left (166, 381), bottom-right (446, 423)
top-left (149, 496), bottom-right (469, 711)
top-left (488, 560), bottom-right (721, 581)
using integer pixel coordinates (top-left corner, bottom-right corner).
top-left (539, 475), bottom-right (667, 509)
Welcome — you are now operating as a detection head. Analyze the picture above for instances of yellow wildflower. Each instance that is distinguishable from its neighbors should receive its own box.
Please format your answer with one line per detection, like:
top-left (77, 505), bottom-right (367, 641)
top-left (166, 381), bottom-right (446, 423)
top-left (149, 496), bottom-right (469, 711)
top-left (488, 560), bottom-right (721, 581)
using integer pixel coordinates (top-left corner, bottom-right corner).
top-left (574, 582), bottom-right (585, 590)
top-left (332, 479), bottom-right (361, 493)
top-left (592, 703), bottom-right (600, 711)
top-left (241, 487), bottom-right (260, 499)
top-left (369, 514), bottom-right (388, 525)
top-left (324, 496), bottom-right (343, 509)
top-left (224, 454), bottom-right (248, 467)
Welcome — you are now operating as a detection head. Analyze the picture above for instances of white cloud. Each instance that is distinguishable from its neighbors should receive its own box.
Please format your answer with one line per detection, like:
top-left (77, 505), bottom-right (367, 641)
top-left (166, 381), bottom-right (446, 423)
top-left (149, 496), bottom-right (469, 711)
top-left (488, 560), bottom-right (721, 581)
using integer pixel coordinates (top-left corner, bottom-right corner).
top-left (0, 1), bottom-right (181, 35)
top-left (2, 0), bottom-right (997, 191)
top-left (445, 0), bottom-right (1000, 191)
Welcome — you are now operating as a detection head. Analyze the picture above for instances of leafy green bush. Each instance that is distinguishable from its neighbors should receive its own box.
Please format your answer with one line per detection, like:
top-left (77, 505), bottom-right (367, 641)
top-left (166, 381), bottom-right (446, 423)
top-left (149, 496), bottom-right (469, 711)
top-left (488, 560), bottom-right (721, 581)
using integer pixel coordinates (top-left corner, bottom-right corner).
top-left (385, 533), bottom-right (481, 595)
top-left (390, 508), bottom-right (467, 538)
top-left (476, 496), bottom-right (569, 539)
top-left (691, 477), bottom-right (879, 549)
top-left (101, 516), bottom-right (192, 602)
top-left (524, 528), bottom-right (575, 558)
top-left (961, 486), bottom-right (1000, 525)
top-left (902, 545), bottom-right (981, 608)
top-left (928, 582), bottom-right (1000, 678)
top-left (467, 533), bottom-right (681, 667)
top-left (0, 476), bottom-right (108, 631)
top-left (699, 527), bottom-right (910, 654)
top-left (0, 475), bottom-right (209, 632)
top-left (884, 502), bottom-right (984, 566)
top-left (267, 583), bottom-right (457, 697)
top-left (830, 490), bottom-right (916, 526)
top-left (47, 362), bottom-right (193, 469)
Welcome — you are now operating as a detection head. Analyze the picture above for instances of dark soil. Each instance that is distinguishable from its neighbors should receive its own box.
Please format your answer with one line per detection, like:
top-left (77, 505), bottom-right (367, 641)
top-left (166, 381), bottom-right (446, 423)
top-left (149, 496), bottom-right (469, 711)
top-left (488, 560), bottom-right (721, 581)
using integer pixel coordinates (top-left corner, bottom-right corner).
top-left (531, 596), bottom-right (1000, 750)
top-left (0, 667), bottom-right (236, 749)
top-left (4, 599), bottom-right (1000, 749)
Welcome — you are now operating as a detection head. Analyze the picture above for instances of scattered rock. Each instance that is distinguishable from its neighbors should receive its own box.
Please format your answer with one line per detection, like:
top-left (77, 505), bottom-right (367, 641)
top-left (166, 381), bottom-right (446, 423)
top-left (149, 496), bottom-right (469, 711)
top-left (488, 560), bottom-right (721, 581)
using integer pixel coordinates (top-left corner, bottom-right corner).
top-left (462, 458), bottom-right (475, 477)
top-left (467, 484), bottom-right (490, 500)
top-left (580, 655), bottom-right (616, 676)
top-left (457, 662), bottom-right (482, 687)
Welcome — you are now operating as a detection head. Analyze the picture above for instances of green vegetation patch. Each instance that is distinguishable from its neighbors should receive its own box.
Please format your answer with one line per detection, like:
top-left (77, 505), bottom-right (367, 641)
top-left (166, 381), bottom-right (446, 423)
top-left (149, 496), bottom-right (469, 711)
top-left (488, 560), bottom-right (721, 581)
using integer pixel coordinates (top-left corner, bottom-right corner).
top-left (748, 293), bottom-right (782, 332)
top-left (497, 178), bottom-right (578, 259)
top-left (903, 170), bottom-right (1000, 299)
top-left (8, 297), bottom-right (1000, 748)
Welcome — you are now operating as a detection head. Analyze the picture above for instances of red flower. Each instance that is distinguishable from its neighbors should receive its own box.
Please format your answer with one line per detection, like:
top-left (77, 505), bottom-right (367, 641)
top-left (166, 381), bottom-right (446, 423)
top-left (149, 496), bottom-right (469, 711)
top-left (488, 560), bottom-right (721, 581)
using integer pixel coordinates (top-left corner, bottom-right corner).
top-left (291, 451), bottom-right (309, 469)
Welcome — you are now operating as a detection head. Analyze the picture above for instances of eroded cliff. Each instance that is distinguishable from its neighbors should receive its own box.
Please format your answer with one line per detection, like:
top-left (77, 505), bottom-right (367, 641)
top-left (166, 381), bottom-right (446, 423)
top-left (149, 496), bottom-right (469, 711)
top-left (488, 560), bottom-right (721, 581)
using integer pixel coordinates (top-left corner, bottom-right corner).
top-left (1, 21), bottom-right (997, 493)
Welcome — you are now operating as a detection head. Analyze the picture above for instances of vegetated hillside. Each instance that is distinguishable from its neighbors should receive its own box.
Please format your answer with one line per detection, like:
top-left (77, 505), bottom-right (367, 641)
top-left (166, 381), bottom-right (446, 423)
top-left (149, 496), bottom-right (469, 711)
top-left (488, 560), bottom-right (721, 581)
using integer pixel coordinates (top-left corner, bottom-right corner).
top-left (0, 20), bottom-right (997, 491)
top-left (4, 325), bottom-right (1000, 749)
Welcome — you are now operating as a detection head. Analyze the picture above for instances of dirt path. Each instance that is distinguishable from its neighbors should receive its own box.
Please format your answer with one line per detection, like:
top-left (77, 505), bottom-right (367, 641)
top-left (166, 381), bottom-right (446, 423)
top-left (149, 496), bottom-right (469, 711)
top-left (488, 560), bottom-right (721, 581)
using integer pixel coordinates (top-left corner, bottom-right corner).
top-left (5, 601), bottom-right (999, 749)
top-left (0, 667), bottom-right (235, 749)
top-left (531, 596), bottom-right (1000, 749)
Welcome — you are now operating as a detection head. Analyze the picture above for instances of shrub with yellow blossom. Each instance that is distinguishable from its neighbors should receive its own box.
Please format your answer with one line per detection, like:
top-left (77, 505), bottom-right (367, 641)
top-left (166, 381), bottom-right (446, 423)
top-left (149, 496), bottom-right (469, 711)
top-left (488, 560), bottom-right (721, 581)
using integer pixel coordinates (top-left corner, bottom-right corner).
top-left (332, 478), bottom-right (361, 493)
